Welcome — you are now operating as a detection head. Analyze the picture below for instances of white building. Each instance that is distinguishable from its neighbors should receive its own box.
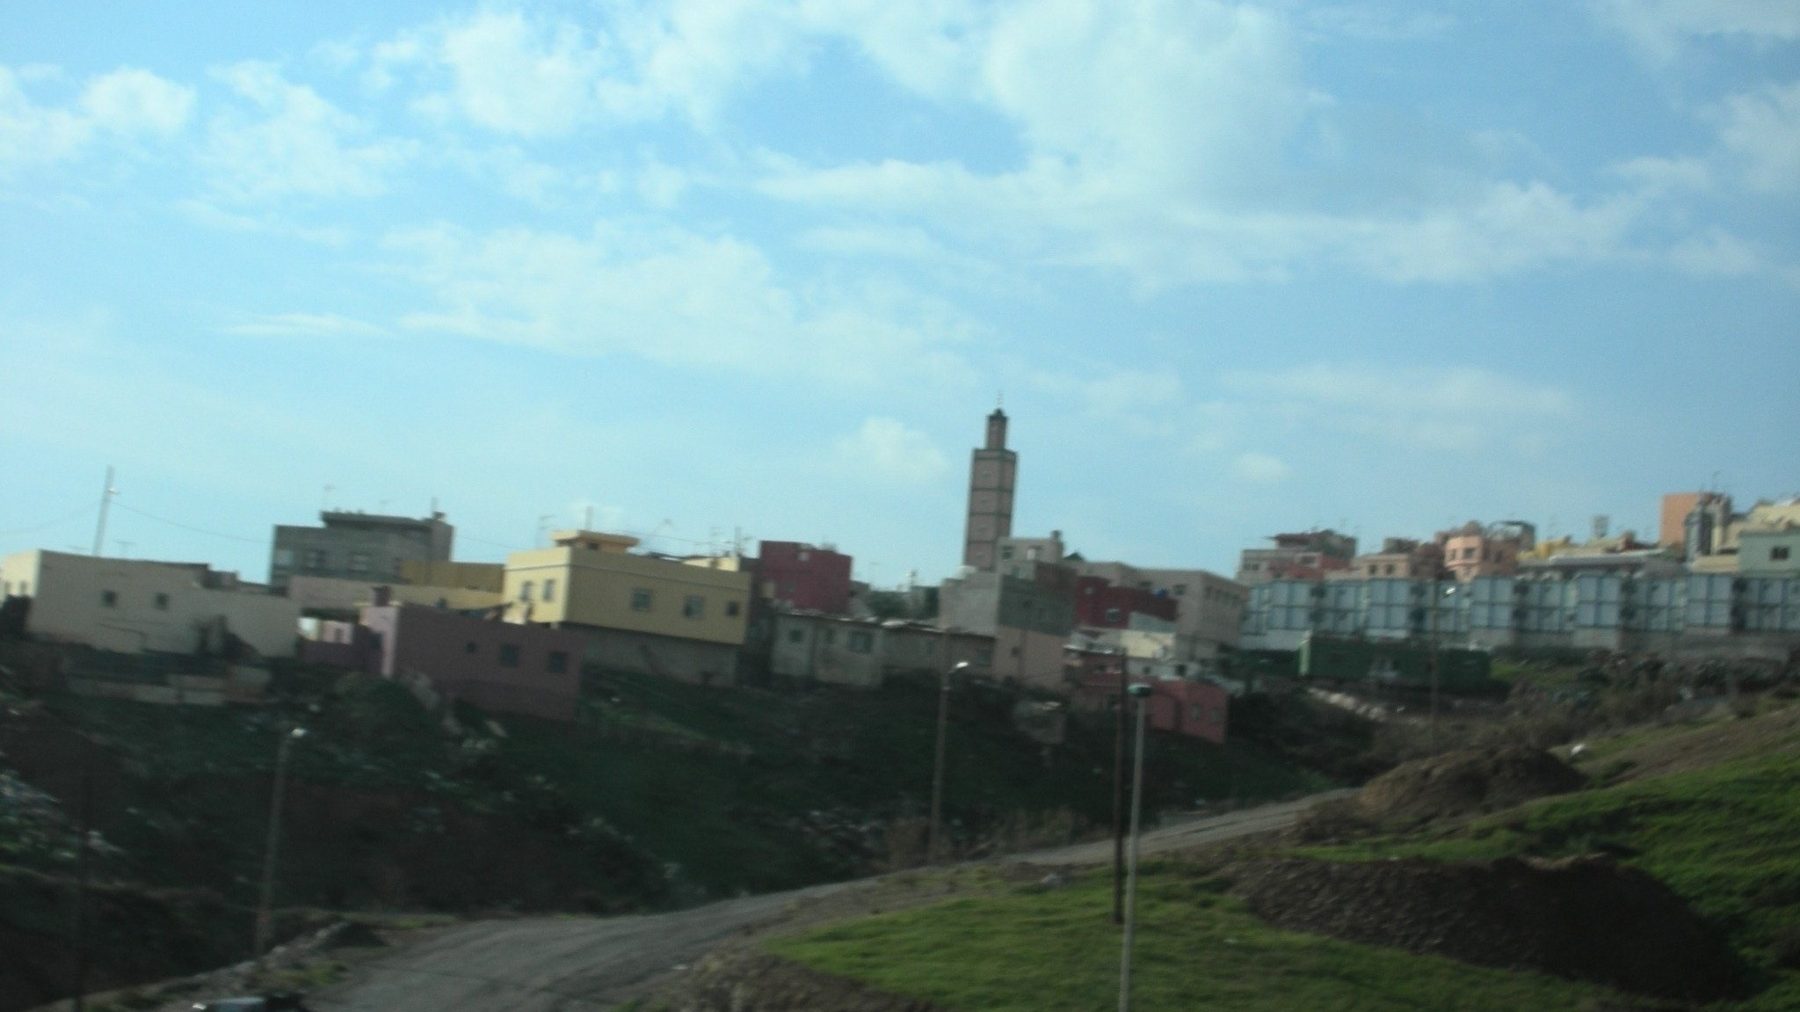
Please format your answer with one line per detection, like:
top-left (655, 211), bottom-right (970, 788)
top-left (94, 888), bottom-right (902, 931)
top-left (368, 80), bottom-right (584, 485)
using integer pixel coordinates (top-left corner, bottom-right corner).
top-left (1, 550), bottom-right (300, 658)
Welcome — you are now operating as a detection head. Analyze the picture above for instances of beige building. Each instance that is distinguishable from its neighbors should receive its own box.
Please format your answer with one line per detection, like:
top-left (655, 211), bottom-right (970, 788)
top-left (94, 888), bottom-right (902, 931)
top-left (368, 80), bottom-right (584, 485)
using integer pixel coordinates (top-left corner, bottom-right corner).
top-left (1, 550), bottom-right (300, 658)
top-left (287, 575), bottom-right (504, 617)
top-left (503, 530), bottom-right (751, 684)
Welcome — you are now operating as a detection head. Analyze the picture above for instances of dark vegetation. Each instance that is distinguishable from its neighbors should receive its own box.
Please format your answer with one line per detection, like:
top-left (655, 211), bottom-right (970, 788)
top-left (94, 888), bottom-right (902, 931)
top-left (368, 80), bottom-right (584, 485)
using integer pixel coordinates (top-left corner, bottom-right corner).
top-left (0, 658), bottom-right (1331, 1010)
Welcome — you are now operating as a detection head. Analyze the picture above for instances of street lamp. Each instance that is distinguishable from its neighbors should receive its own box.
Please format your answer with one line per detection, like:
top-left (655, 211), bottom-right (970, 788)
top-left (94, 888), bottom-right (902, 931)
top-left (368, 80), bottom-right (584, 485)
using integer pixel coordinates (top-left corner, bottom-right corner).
top-left (927, 660), bottom-right (970, 864)
top-left (254, 727), bottom-right (306, 960)
top-left (1118, 682), bottom-right (1154, 1012)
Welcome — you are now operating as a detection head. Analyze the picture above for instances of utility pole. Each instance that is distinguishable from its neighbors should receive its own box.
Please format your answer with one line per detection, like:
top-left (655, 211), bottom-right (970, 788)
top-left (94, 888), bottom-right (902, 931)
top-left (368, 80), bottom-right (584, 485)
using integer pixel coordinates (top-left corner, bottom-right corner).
top-left (70, 742), bottom-right (94, 1012)
top-left (1111, 655), bottom-right (1128, 924)
top-left (255, 728), bottom-right (306, 959)
top-left (1118, 682), bottom-right (1153, 1011)
top-left (928, 659), bottom-right (967, 864)
top-left (91, 466), bottom-right (115, 557)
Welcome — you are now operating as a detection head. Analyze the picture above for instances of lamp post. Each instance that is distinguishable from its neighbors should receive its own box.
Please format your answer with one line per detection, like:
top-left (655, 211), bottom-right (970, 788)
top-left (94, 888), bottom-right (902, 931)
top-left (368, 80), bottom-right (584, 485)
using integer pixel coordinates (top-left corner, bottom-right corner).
top-left (1118, 682), bottom-right (1154, 1012)
top-left (254, 727), bottom-right (306, 959)
top-left (1111, 655), bottom-right (1128, 924)
top-left (927, 660), bottom-right (969, 864)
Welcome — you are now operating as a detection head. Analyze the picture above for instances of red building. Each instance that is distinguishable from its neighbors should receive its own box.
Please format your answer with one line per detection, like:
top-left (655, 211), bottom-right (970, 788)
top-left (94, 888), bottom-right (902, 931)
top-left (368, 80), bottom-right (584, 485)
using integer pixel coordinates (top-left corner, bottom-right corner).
top-left (1074, 576), bottom-right (1178, 628)
top-left (757, 540), bottom-right (853, 614)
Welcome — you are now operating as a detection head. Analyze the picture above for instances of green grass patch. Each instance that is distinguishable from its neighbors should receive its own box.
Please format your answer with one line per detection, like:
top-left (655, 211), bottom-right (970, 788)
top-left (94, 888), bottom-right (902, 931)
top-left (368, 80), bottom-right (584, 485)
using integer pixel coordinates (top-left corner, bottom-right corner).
top-left (771, 866), bottom-right (1625, 1011)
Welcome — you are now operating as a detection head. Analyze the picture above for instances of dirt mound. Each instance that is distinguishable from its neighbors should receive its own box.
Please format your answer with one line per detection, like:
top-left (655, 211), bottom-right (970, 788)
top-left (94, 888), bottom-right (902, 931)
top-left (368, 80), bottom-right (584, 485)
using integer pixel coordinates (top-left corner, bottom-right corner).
top-left (666, 950), bottom-right (942, 1012)
top-left (1355, 746), bottom-right (1585, 825)
top-left (1230, 856), bottom-right (1743, 1002)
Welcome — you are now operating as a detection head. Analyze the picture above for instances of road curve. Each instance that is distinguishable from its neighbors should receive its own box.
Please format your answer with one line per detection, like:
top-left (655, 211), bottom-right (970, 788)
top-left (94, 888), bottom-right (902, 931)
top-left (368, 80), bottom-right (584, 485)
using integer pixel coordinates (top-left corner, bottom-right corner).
top-left (312, 791), bottom-right (1349, 1011)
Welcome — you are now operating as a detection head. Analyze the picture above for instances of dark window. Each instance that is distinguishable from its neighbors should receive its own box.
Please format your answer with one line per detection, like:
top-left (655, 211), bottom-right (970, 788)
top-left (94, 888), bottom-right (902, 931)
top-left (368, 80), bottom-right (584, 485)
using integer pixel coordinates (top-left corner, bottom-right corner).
top-left (101, 590), bottom-right (118, 607)
top-left (303, 549), bottom-right (327, 569)
top-left (154, 593), bottom-right (170, 611)
top-left (349, 552), bottom-right (371, 573)
top-left (499, 644), bottom-right (521, 667)
top-left (546, 651), bottom-right (568, 674)
top-left (1775, 546), bottom-right (1792, 561)
top-left (631, 588), bottom-right (653, 611)
top-left (542, 578), bottom-right (557, 602)
top-left (848, 630), bottom-right (874, 654)
top-left (725, 600), bottom-right (741, 617)
top-left (683, 595), bottom-right (704, 618)
top-left (787, 628), bottom-right (804, 643)
top-left (520, 581), bottom-right (534, 602)
top-left (465, 642), bottom-right (479, 654)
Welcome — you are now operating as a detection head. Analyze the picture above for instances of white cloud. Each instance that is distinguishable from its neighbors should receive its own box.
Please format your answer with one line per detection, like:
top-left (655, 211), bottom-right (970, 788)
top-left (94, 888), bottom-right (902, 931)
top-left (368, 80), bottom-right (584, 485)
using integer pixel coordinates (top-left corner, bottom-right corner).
top-left (383, 220), bottom-right (977, 388)
top-left (1715, 81), bottom-right (1800, 194)
top-left (221, 312), bottom-right (388, 339)
top-left (203, 61), bottom-right (413, 200)
top-left (1232, 452), bottom-right (1291, 483)
top-left (0, 63), bottom-right (192, 176)
top-left (1594, 0), bottom-right (1800, 61)
top-left (1223, 363), bottom-right (1576, 452)
top-left (833, 417), bottom-right (949, 485)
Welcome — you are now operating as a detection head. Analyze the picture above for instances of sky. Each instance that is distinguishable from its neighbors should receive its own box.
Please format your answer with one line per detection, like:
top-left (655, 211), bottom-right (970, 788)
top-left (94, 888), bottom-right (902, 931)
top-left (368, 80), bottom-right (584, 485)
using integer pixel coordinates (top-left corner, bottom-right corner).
top-left (3, 1), bottom-right (1797, 587)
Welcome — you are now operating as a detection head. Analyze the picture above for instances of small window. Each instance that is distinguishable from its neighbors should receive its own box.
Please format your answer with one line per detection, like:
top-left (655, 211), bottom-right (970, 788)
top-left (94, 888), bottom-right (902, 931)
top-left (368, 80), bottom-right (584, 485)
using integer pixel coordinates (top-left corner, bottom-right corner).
top-left (273, 548), bottom-right (295, 568)
top-left (631, 588), bottom-right (653, 611)
top-left (787, 628), bottom-right (805, 643)
top-left (1105, 607), bottom-right (1121, 623)
top-left (101, 590), bottom-right (118, 608)
top-left (848, 630), bottom-right (874, 654)
top-left (822, 629), bottom-right (835, 645)
top-left (798, 550), bottom-right (811, 562)
top-left (546, 651), bottom-right (569, 674)
top-left (499, 644), bottom-right (521, 667)
top-left (1000, 545), bottom-right (1014, 560)
top-left (349, 552), bottom-right (371, 574)
top-left (1775, 546), bottom-right (1792, 561)
top-left (303, 549), bottom-right (327, 569)
top-left (1173, 584), bottom-right (1187, 596)
top-left (683, 595), bottom-right (704, 619)
top-left (725, 600), bottom-right (741, 617)
top-left (154, 593), bottom-right (170, 611)
top-left (520, 581), bottom-right (534, 602)
top-left (542, 578), bottom-right (557, 602)
top-left (465, 642), bottom-right (479, 655)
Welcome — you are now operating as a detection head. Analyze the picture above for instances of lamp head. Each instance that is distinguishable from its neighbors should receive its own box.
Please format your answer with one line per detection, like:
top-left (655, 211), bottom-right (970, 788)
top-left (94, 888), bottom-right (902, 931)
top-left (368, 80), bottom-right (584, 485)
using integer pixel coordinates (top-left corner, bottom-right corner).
top-left (1126, 683), bottom-right (1153, 699)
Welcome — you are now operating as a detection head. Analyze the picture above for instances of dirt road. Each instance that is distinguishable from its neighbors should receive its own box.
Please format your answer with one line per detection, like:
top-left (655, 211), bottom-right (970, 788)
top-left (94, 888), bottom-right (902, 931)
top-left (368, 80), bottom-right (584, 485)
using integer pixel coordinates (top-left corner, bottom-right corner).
top-left (310, 792), bottom-right (1348, 1011)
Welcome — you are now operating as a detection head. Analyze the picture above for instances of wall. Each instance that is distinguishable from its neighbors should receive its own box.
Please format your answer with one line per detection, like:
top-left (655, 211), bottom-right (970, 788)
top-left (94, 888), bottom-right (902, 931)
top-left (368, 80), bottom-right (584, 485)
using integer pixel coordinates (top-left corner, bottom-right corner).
top-left (580, 627), bottom-right (741, 685)
top-left (362, 605), bottom-right (585, 722)
top-left (3, 550), bottom-right (299, 658)
top-left (993, 626), bottom-right (1067, 690)
top-left (398, 560), bottom-right (504, 592)
top-left (756, 541), bottom-right (853, 613)
top-left (769, 613), bottom-right (884, 687)
top-left (504, 539), bottom-right (751, 647)
top-left (286, 575), bottom-right (503, 617)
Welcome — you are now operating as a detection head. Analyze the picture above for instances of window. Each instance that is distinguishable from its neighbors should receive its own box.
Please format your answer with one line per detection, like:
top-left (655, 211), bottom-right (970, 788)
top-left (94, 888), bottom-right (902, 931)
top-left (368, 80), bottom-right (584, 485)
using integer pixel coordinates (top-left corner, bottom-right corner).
top-left (542, 578), bottom-right (557, 603)
top-left (1173, 584), bottom-right (1187, 596)
top-left (787, 628), bottom-right (805, 644)
top-left (546, 651), bottom-right (569, 674)
top-left (848, 630), bottom-right (874, 654)
top-left (1775, 546), bottom-right (1792, 561)
top-left (798, 550), bottom-right (811, 562)
top-left (683, 595), bottom-right (705, 618)
top-left (725, 600), bottom-right (741, 617)
top-left (822, 629), bottom-right (835, 645)
top-left (520, 581), bottom-right (534, 602)
top-left (499, 644), bottom-right (521, 667)
top-left (631, 588), bottom-right (653, 611)
top-left (273, 548), bottom-right (295, 568)
top-left (465, 642), bottom-right (479, 655)
top-left (349, 552), bottom-right (371, 574)
top-left (101, 590), bottom-right (118, 608)
top-left (303, 549), bottom-right (327, 569)
top-left (154, 593), bottom-right (170, 611)
top-left (1104, 607), bottom-right (1121, 623)
top-left (1384, 564), bottom-right (1395, 575)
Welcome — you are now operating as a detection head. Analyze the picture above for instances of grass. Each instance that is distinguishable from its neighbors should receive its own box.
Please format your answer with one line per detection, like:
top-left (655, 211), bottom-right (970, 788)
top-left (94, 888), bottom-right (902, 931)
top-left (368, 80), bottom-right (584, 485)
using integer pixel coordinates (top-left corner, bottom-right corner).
top-left (769, 705), bottom-right (1800, 1010)
top-left (770, 865), bottom-right (1626, 1011)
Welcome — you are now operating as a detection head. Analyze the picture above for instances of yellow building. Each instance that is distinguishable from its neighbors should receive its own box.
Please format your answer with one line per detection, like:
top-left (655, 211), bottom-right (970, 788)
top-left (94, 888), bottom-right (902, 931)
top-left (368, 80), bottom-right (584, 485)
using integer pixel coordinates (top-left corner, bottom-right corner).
top-left (503, 532), bottom-right (750, 682)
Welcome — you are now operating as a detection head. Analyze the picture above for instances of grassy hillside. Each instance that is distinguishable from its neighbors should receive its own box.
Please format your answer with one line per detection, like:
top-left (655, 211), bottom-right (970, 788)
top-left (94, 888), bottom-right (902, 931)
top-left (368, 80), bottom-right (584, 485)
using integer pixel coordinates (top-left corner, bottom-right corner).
top-left (760, 701), bottom-right (1800, 1010)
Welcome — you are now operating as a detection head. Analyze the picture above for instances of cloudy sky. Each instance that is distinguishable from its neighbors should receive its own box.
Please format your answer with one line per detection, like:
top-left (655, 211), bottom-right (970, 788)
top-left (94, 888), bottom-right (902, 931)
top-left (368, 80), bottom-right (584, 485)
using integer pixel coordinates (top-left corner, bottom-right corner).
top-left (3, 1), bottom-right (1797, 585)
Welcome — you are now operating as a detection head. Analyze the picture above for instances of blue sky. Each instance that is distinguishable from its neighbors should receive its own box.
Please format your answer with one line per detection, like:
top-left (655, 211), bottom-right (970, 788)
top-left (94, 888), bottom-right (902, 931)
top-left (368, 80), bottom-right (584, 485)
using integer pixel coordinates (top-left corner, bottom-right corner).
top-left (3, 1), bottom-right (1797, 586)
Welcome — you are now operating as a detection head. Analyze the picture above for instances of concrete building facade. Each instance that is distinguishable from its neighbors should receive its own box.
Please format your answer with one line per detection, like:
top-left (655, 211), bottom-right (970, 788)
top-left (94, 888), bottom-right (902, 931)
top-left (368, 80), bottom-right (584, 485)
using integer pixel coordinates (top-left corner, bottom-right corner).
top-left (1, 550), bottom-right (299, 658)
top-left (757, 540), bottom-right (853, 614)
top-left (270, 510), bottom-right (454, 591)
top-left (1236, 530), bottom-right (1357, 584)
top-left (503, 530), bottom-right (751, 684)
top-left (962, 408), bottom-right (1018, 572)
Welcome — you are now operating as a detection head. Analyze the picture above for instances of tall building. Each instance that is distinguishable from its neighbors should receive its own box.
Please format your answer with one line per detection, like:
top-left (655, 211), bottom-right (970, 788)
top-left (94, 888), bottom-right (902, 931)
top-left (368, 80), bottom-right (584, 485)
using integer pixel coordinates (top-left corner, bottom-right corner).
top-left (962, 408), bottom-right (1017, 572)
top-left (270, 510), bottom-right (454, 591)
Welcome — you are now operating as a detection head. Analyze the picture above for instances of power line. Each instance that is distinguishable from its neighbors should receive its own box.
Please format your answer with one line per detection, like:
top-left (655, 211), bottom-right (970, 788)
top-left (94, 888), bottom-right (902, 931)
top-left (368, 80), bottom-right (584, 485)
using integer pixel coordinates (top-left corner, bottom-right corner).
top-left (0, 503), bottom-right (99, 539)
top-left (109, 502), bottom-right (266, 546)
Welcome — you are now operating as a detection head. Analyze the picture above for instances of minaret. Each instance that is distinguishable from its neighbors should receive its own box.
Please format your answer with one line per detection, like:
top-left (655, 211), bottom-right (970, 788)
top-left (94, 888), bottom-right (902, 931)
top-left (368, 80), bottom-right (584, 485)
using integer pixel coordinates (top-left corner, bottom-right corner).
top-left (962, 408), bottom-right (1017, 571)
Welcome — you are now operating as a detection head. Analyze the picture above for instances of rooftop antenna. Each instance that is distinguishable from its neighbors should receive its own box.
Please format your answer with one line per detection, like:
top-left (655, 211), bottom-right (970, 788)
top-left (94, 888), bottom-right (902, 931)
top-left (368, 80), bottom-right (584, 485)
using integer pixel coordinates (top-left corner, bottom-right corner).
top-left (584, 505), bottom-right (594, 530)
top-left (92, 465), bottom-right (116, 556)
top-left (536, 514), bottom-right (554, 547)
top-left (321, 484), bottom-right (335, 512)
top-left (114, 539), bottom-right (133, 558)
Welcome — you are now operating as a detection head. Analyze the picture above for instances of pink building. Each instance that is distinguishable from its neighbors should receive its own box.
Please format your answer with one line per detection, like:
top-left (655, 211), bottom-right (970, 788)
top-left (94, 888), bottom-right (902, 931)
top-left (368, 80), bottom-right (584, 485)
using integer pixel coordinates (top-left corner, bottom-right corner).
top-left (1071, 675), bottom-right (1230, 745)
top-left (1437, 520), bottom-right (1534, 583)
top-left (757, 540), bottom-right (853, 613)
top-left (302, 602), bottom-right (586, 722)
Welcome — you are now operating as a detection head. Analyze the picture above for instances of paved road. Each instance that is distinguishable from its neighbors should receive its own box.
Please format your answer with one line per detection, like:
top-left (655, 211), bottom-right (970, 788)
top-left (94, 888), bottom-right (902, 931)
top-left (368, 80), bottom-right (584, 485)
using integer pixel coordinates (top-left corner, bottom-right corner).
top-left (311, 791), bottom-right (1349, 1011)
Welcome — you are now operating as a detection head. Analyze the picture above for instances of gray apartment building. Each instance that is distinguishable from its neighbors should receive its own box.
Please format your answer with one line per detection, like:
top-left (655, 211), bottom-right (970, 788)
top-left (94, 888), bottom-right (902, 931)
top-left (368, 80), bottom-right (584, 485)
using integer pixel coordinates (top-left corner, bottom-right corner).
top-left (269, 510), bottom-right (454, 591)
